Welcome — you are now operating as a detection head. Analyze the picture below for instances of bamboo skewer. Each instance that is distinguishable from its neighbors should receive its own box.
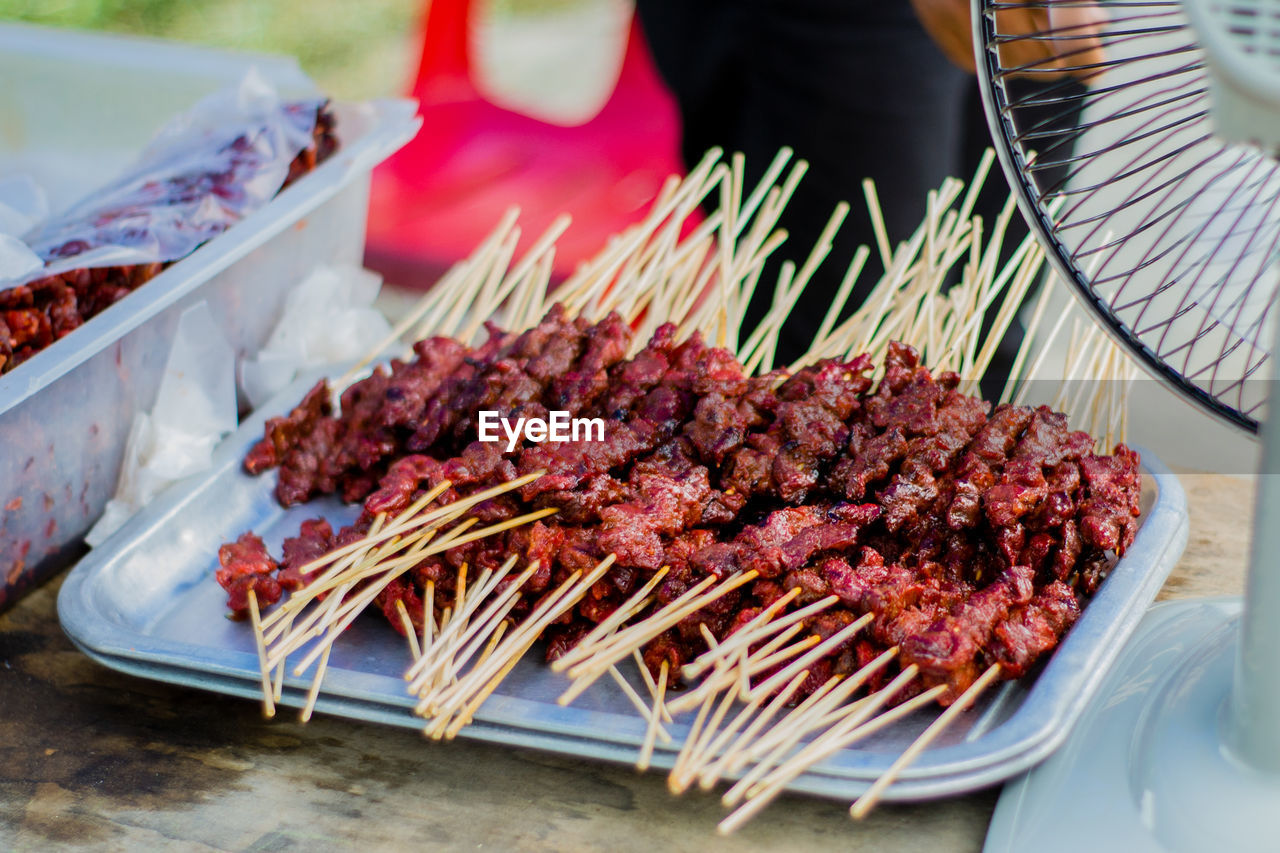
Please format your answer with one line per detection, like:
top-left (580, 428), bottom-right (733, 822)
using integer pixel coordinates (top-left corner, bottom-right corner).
top-left (395, 599), bottom-right (422, 661)
top-left (736, 148), bottom-right (794, 238)
top-left (557, 571), bottom-right (760, 707)
top-left (667, 620), bottom-right (859, 792)
top-left (408, 561), bottom-right (533, 695)
top-left (632, 650), bottom-right (675, 725)
top-left (702, 679), bottom-right (814, 788)
top-left (850, 664), bottom-right (1003, 819)
top-left (435, 560), bottom-right (611, 704)
top-left (406, 561), bottom-right (520, 691)
top-left (680, 588), bottom-right (810, 681)
top-left (246, 589), bottom-right (275, 718)
top-left (257, 475), bottom-right (537, 633)
top-left (699, 625), bottom-right (814, 705)
top-left (475, 621), bottom-right (509, 673)
top-left (274, 518), bottom-right (452, 647)
top-left (551, 566), bottom-right (671, 672)
top-left (337, 206), bottom-right (521, 388)
top-left (424, 575), bottom-right (538, 700)
top-left (693, 669), bottom-right (812, 790)
top-left (669, 681), bottom-right (722, 790)
top-left (863, 179), bottom-right (894, 273)
top-left (558, 573), bottom-right (719, 676)
top-left (250, 497), bottom-right (553, 707)
top-left (421, 580), bottom-right (436, 655)
top-left (266, 541), bottom-right (418, 669)
top-left (719, 675), bottom-right (851, 806)
top-left (715, 665), bottom-right (924, 834)
top-left (300, 644), bottom-right (332, 723)
top-left (717, 681), bottom-right (947, 835)
top-left (669, 679), bottom-right (740, 793)
top-left (696, 648), bottom-right (896, 794)
top-left (665, 626), bottom-right (818, 716)
top-left (606, 666), bottom-right (672, 744)
top-left (717, 659), bottom-right (919, 813)
top-left (746, 613), bottom-right (872, 701)
top-left (267, 509), bottom-right (550, 676)
top-left (637, 661), bottom-right (670, 772)
top-left (419, 557), bottom-right (616, 736)
top-left (999, 274), bottom-right (1056, 404)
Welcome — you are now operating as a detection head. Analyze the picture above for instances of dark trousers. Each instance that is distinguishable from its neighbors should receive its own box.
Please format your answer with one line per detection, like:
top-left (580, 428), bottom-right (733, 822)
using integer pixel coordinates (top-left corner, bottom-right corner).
top-left (635, 0), bottom-right (1082, 378)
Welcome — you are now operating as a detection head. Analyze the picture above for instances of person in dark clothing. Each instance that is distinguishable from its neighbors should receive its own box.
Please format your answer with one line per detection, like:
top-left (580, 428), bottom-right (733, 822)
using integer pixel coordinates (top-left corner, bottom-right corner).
top-left (633, 0), bottom-right (1098, 373)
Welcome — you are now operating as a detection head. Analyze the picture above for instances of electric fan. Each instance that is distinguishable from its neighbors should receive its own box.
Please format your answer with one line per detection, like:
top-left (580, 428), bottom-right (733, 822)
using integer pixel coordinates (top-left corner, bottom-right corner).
top-left (973, 1), bottom-right (1280, 851)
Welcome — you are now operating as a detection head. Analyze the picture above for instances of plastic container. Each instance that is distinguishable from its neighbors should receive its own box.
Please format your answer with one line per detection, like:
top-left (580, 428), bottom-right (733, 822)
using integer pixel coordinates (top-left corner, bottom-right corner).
top-left (0, 23), bottom-right (420, 609)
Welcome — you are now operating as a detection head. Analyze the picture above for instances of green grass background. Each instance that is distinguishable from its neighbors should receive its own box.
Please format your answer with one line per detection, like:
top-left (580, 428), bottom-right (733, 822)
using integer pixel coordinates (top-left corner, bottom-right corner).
top-left (0, 0), bottom-right (592, 99)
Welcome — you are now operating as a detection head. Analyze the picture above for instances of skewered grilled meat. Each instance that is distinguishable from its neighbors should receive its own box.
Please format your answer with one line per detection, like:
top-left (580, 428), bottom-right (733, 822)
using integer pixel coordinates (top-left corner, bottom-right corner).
top-left (224, 307), bottom-right (1142, 706)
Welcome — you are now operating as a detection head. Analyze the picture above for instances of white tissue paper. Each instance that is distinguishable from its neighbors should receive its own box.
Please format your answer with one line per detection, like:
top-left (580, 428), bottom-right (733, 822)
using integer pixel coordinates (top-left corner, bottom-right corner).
top-left (240, 263), bottom-right (392, 408)
top-left (86, 302), bottom-right (238, 547)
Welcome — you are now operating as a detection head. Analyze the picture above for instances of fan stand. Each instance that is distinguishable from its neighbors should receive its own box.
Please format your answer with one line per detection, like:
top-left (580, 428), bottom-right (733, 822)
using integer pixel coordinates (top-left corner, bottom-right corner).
top-left (978, 2), bottom-right (1280, 847)
top-left (987, 406), bottom-right (1280, 852)
top-left (983, 596), bottom-right (1280, 852)
top-left (987, 352), bottom-right (1280, 852)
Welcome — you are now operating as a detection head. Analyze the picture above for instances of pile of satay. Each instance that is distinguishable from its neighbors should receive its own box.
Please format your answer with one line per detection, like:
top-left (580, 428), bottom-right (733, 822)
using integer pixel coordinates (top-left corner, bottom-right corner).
top-left (213, 148), bottom-right (1141, 831)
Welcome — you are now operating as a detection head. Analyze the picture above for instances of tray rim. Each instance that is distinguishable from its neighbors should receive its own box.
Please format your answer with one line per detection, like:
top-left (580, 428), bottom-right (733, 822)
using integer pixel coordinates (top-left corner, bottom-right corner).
top-left (57, 372), bottom-right (1191, 801)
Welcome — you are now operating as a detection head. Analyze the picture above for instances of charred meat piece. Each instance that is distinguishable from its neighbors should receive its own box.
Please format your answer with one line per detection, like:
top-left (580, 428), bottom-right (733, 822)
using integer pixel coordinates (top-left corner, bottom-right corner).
top-left (216, 532), bottom-right (282, 615)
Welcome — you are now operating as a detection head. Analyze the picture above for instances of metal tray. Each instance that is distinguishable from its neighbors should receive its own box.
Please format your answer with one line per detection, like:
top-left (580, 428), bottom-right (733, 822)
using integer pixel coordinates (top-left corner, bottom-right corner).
top-left (0, 24), bottom-right (421, 609)
top-left (58, 372), bottom-right (1190, 801)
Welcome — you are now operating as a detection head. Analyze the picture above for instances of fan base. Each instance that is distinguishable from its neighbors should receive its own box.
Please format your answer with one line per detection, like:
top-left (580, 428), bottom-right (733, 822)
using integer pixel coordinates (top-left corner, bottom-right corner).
top-left (984, 597), bottom-right (1280, 853)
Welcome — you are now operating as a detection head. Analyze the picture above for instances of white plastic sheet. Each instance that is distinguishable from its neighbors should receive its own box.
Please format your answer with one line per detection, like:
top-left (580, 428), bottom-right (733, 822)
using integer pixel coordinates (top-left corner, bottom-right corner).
top-left (86, 301), bottom-right (237, 547)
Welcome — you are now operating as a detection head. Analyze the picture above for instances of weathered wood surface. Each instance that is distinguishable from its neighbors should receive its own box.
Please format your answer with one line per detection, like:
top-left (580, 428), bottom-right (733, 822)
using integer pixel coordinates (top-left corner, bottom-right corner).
top-left (0, 473), bottom-right (1250, 852)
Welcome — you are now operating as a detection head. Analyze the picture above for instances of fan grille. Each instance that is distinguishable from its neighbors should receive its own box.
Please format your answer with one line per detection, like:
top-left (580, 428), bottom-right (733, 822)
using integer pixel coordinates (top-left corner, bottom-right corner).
top-left (977, 0), bottom-right (1280, 433)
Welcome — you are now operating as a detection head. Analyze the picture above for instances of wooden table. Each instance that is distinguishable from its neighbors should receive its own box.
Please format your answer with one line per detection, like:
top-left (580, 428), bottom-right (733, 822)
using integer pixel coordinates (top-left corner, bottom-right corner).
top-left (0, 473), bottom-right (1251, 852)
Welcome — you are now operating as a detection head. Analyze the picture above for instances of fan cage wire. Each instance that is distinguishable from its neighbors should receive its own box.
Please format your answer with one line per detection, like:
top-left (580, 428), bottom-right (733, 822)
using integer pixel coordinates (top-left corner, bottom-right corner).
top-left (974, 0), bottom-right (1280, 435)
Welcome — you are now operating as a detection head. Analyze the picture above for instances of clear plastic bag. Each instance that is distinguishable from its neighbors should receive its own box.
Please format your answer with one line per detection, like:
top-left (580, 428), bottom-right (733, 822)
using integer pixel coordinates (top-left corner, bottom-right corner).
top-left (0, 176), bottom-right (47, 283)
top-left (14, 70), bottom-right (324, 285)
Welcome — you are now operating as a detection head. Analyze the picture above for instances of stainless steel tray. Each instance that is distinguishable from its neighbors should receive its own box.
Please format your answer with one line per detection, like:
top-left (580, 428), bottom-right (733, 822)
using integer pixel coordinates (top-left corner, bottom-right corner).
top-left (58, 373), bottom-right (1190, 802)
